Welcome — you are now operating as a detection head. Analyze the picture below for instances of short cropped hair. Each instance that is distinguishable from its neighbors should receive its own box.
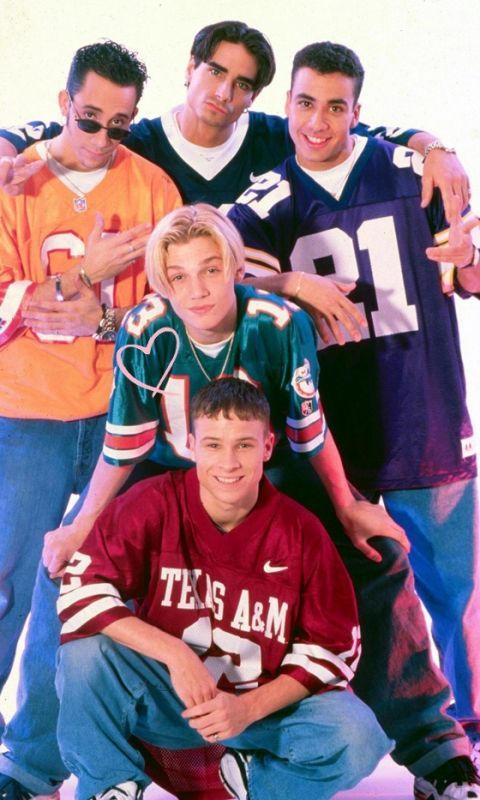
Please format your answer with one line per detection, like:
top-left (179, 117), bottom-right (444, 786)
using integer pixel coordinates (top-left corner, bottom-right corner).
top-left (191, 377), bottom-right (270, 428)
top-left (66, 40), bottom-right (148, 103)
top-left (145, 203), bottom-right (245, 296)
top-left (292, 41), bottom-right (364, 102)
top-left (190, 21), bottom-right (275, 92)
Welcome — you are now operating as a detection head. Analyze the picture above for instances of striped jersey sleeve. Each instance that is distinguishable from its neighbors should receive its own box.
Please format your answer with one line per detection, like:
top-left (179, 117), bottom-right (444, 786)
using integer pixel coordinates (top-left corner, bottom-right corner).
top-left (103, 293), bottom-right (175, 465)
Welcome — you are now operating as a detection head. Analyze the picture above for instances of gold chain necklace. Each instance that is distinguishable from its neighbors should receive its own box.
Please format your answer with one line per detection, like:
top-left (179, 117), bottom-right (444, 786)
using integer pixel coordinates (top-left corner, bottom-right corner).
top-left (186, 331), bottom-right (235, 381)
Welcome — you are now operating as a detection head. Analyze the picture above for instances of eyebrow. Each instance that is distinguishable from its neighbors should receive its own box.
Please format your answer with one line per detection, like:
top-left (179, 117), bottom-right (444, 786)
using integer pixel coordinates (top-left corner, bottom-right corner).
top-left (200, 436), bottom-right (257, 443)
top-left (295, 93), bottom-right (348, 106)
top-left (166, 255), bottom-right (223, 272)
top-left (207, 59), bottom-right (256, 90)
top-left (80, 103), bottom-right (130, 120)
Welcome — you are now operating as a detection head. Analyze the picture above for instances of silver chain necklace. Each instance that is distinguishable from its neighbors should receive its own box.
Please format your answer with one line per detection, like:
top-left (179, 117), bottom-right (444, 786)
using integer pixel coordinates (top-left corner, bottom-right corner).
top-left (45, 142), bottom-right (111, 213)
top-left (186, 331), bottom-right (235, 381)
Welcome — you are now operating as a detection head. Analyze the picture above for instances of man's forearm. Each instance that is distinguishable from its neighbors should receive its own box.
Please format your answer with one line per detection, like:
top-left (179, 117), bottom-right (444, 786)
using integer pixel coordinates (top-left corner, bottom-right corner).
top-left (244, 271), bottom-right (296, 297)
top-left (74, 454), bottom-right (134, 527)
top-left (238, 673), bottom-right (310, 726)
top-left (407, 131), bottom-right (438, 155)
top-left (309, 429), bottom-right (355, 513)
top-left (102, 615), bottom-right (188, 668)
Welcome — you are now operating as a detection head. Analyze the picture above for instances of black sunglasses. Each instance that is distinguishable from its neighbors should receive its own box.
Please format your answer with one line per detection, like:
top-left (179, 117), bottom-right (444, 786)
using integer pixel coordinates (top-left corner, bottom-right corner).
top-left (69, 94), bottom-right (131, 141)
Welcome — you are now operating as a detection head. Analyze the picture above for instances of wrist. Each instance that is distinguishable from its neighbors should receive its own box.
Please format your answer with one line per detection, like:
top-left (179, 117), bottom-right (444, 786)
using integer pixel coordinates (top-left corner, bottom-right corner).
top-left (291, 271), bottom-right (304, 300)
top-left (457, 245), bottom-right (480, 269)
top-left (335, 496), bottom-right (359, 523)
top-left (93, 304), bottom-right (117, 342)
top-left (423, 139), bottom-right (457, 160)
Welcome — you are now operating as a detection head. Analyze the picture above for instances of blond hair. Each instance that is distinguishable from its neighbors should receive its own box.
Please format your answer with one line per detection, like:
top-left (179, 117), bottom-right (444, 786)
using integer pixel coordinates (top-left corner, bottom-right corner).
top-left (145, 203), bottom-right (245, 295)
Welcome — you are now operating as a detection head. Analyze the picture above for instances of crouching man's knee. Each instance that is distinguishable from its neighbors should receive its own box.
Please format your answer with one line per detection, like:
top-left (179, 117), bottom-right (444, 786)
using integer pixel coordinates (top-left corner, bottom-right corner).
top-left (305, 691), bottom-right (392, 787)
top-left (334, 692), bottom-right (392, 782)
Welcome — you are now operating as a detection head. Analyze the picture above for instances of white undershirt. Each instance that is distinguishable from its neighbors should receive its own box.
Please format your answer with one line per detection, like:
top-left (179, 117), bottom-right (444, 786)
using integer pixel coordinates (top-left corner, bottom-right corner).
top-left (188, 333), bottom-right (232, 358)
top-left (298, 135), bottom-right (367, 199)
top-left (161, 105), bottom-right (250, 180)
top-left (36, 140), bottom-right (113, 193)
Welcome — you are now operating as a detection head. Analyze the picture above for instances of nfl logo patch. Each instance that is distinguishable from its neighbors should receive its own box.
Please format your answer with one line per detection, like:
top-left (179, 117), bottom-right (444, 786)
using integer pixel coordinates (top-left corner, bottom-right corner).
top-left (301, 400), bottom-right (312, 417)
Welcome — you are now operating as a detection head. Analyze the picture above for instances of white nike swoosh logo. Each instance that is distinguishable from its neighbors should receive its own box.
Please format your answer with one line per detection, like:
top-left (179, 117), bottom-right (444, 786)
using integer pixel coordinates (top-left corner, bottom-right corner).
top-left (249, 171), bottom-right (264, 183)
top-left (263, 561), bottom-right (288, 573)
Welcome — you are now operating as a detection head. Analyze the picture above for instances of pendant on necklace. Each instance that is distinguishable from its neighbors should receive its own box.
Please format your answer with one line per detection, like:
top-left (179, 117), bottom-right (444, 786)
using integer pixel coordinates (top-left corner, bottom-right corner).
top-left (73, 196), bottom-right (87, 213)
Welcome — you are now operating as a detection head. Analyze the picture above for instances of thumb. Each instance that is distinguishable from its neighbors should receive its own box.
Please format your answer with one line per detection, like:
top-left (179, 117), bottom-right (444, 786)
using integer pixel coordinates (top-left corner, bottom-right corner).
top-left (336, 281), bottom-right (357, 296)
top-left (420, 174), bottom-right (434, 209)
top-left (464, 216), bottom-right (480, 235)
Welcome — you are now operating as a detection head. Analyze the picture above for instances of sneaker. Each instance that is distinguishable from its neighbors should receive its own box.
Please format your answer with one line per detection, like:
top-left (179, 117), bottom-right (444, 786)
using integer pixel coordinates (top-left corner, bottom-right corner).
top-left (471, 736), bottom-right (480, 772)
top-left (90, 782), bottom-right (142, 800)
top-left (219, 750), bottom-right (251, 800)
top-left (0, 776), bottom-right (60, 800)
top-left (414, 755), bottom-right (480, 799)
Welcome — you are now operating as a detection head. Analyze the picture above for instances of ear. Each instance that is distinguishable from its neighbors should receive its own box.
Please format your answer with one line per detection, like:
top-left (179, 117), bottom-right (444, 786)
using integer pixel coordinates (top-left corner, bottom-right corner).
top-left (234, 264), bottom-right (245, 282)
top-left (187, 431), bottom-right (196, 459)
top-left (284, 90), bottom-right (292, 117)
top-left (185, 55), bottom-right (196, 86)
top-left (130, 106), bottom-right (138, 122)
top-left (351, 102), bottom-right (361, 129)
top-left (251, 87), bottom-right (262, 104)
top-left (58, 89), bottom-right (69, 118)
top-left (263, 430), bottom-right (275, 462)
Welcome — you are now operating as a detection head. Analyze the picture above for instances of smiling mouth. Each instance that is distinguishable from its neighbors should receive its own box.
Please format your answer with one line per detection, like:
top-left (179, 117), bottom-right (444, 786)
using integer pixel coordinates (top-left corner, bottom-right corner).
top-left (215, 476), bottom-right (242, 484)
top-left (85, 149), bottom-right (113, 160)
top-left (303, 133), bottom-right (329, 145)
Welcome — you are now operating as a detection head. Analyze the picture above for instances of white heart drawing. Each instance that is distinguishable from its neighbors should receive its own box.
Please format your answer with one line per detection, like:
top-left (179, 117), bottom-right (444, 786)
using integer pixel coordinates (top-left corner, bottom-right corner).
top-left (116, 327), bottom-right (180, 398)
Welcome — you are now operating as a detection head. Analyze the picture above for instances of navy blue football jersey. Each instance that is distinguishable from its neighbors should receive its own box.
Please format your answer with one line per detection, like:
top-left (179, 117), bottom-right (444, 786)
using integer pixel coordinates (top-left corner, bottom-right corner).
top-left (228, 139), bottom-right (476, 491)
top-left (1, 114), bottom-right (415, 205)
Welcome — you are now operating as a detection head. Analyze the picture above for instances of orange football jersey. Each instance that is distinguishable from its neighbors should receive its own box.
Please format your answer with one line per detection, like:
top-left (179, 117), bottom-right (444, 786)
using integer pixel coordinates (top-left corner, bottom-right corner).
top-left (0, 144), bottom-right (181, 420)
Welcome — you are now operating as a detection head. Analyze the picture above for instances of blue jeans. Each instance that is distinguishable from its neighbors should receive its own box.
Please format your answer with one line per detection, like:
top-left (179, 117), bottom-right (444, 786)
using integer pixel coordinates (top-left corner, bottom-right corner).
top-left (0, 415), bottom-right (106, 693)
top-left (0, 416), bottom-right (106, 794)
top-left (266, 447), bottom-right (471, 774)
top-left (55, 636), bottom-right (391, 800)
top-left (383, 480), bottom-right (480, 729)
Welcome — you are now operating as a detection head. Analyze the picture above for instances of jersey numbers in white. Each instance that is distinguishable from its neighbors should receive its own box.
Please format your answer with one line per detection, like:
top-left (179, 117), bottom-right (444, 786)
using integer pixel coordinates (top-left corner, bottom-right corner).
top-left (182, 617), bottom-right (262, 689)
top-left (125, 293), bottom-right (168, 337)
top-left (237, 170), bottom-right (292, 220)
top-left (290, 217), bottom-right (419, 342)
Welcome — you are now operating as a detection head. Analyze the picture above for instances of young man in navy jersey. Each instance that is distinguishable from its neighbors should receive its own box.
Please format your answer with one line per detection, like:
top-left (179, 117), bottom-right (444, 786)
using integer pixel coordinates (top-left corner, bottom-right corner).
top-left (228, 40), bottom-right (480, 800)
top-left (53, 377), bottom-right (391, 800)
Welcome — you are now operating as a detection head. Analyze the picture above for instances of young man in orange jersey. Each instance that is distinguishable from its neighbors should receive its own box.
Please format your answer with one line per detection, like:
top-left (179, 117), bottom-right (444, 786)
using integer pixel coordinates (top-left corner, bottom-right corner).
top-left (0, 37), bottom-right (181, 776)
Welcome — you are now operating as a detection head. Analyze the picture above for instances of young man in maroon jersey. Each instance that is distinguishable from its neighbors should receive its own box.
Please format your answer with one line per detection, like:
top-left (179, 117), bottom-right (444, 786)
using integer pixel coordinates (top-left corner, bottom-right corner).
top-left (54, 377), bottom-right (391, 800)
